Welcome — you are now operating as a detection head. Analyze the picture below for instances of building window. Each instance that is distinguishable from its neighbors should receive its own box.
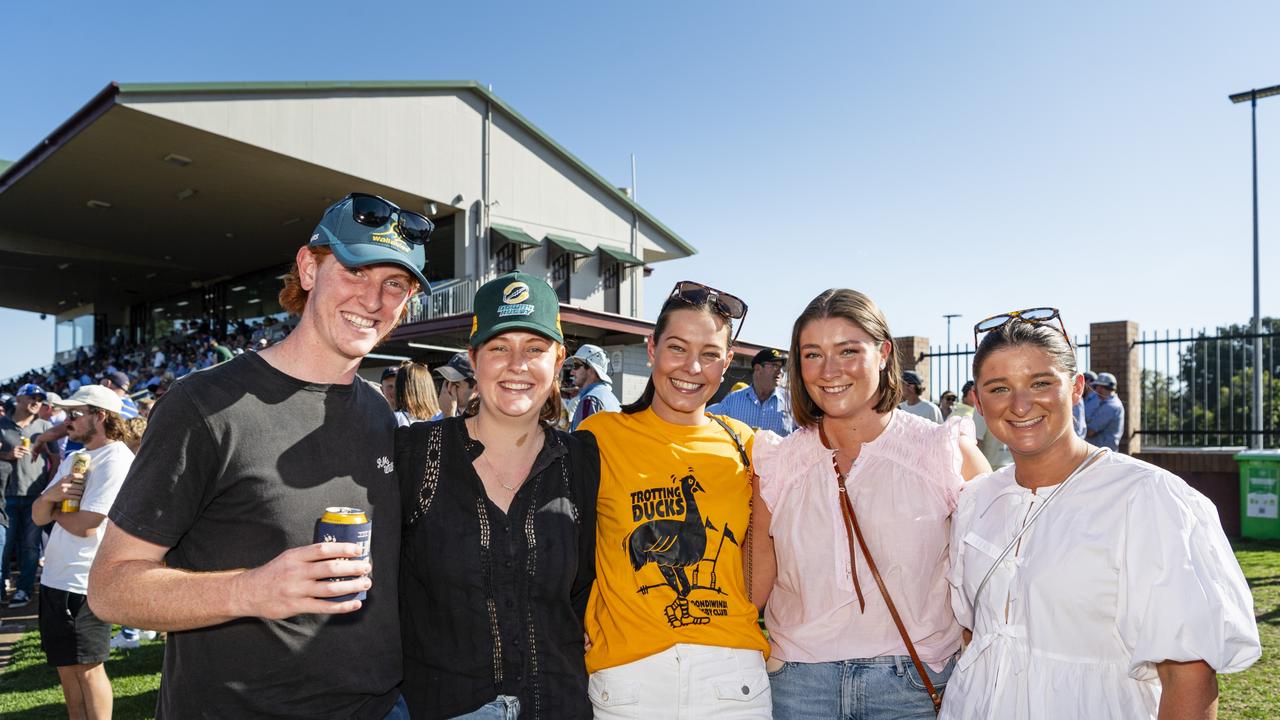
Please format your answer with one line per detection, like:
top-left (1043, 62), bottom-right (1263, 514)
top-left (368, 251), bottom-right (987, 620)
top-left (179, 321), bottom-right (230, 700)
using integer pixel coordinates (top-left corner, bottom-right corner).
top-left (496, 242), bottom-right (517, 274)
top-left (603, 262), bottom-right (620, 314)
top-left (551, 252), bottom-right (571, 303)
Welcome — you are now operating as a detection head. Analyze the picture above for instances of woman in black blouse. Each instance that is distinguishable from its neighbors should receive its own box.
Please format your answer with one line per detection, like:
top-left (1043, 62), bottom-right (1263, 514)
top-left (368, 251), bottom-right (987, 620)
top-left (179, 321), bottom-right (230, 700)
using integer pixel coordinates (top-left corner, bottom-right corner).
top-left (396, 272), bottom-right (599, 720)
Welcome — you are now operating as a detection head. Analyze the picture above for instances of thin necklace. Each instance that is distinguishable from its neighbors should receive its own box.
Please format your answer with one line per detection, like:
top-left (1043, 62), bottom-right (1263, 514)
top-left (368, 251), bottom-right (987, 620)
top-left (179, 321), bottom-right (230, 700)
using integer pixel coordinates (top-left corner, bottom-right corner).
top-left (470, 414), bottom-right (527, 492)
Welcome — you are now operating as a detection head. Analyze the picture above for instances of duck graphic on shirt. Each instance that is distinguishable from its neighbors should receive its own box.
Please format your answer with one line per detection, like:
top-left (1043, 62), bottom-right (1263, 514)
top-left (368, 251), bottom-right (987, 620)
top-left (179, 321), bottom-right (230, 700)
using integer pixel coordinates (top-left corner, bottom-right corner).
top-left (625, 468), bottom-right (740, 628)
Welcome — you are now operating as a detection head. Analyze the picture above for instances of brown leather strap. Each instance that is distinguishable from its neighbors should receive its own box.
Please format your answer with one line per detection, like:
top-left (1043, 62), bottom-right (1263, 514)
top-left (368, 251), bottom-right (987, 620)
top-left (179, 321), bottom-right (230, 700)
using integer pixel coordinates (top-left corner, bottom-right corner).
top-left (836, 469), bottom-right (942, 714)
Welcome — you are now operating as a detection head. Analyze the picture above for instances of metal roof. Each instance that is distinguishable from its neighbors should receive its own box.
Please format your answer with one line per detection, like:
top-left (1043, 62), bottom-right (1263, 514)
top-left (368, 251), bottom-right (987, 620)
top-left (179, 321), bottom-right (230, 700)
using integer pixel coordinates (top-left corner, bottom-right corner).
top-left (110, 81), bottom-right (696, 257)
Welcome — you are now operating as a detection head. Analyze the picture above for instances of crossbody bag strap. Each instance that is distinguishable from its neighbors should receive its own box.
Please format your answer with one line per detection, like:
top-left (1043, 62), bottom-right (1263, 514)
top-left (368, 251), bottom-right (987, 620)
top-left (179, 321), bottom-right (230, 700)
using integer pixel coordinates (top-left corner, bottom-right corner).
top-left (838, 473), bottom-right (942, 714)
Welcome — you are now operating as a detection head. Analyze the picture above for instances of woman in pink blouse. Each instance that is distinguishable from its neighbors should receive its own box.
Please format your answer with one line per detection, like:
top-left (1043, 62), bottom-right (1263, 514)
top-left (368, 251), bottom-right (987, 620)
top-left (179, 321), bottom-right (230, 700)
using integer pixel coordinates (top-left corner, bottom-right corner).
top-left (749, 288), bottom-right (989, 720)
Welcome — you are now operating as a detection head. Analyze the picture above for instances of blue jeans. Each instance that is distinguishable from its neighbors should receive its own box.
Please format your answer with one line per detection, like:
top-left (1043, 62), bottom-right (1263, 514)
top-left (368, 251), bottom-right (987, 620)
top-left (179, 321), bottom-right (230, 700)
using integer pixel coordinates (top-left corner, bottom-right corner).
top-left (382, 695), bottom-right (410, 720)
top-left (770, 654), bottom-right (957, 720)
top-left (450, 695), bottom-right (520, 719)
top-left (2, 497), bottom-right (40, 595)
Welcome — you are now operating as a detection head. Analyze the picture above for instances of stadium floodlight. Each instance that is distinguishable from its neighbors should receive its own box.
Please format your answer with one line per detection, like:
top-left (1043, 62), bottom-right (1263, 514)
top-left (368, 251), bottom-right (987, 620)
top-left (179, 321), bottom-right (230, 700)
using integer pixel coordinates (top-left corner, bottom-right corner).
top-left (1228, 83), bottom-right (1280, 448)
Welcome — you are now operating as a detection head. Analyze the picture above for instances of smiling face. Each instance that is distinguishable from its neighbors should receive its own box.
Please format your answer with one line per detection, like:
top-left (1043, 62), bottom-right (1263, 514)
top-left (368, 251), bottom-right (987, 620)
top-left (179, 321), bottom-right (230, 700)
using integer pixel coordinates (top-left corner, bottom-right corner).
top-left (647, 308), bottom-right (733, 425)
top-left (974, 344), bottom-right (1084, 459)
top-left (297, 247), bottom-right (416, 363)
top-left (471, 331), bottom-right (563, 421)
top-left (797, 317), bottom-right (890, 421)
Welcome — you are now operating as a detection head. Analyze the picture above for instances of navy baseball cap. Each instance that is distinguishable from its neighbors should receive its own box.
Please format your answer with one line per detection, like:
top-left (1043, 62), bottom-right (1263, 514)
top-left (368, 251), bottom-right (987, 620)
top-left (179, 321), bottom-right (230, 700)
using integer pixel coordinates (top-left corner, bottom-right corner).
top-left (309, 193), bottom-right (431, 291)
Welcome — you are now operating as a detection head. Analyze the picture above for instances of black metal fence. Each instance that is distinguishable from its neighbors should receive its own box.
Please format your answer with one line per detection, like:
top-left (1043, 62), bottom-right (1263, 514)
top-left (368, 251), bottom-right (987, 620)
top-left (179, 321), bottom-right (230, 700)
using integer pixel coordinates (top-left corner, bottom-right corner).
top-left (1137, 328), bottom-right (1279, 448)
top-left (923, 336), bottom-right (1092, 399)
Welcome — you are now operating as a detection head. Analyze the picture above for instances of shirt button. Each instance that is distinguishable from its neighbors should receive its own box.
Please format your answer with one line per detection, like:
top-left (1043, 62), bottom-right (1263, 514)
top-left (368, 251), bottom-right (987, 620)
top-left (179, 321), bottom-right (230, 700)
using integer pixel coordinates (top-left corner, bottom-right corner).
top-left (602, 692), bottom-right (610, 701)
top-left (505, 599), bottom-right (515, 608)
top-left (742, 685), bottom-right (750, 695)
top-left (504, 560), bottom-right (513, 569)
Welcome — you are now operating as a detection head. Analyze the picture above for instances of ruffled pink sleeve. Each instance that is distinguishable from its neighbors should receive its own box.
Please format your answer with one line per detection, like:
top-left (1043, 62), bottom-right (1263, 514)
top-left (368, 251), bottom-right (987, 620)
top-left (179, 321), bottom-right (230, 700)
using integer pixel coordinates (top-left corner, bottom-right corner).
top-left (752, 428), bottom-right (811, 512)
top-left (934, 415), bottom-right (974, 511)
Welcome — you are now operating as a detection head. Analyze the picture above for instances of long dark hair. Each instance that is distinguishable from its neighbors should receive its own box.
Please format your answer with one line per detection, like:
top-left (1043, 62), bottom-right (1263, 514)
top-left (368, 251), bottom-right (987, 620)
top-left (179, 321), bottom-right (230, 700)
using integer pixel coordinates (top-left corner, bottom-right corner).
top-left (622, 295), bottom-right (735, 414)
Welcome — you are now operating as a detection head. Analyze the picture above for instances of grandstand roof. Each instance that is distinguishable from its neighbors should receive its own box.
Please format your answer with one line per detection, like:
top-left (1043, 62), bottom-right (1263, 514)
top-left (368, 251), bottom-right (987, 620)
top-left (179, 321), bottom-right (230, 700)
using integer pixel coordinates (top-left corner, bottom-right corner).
top-left (0, 81), bottom-right (694, 317)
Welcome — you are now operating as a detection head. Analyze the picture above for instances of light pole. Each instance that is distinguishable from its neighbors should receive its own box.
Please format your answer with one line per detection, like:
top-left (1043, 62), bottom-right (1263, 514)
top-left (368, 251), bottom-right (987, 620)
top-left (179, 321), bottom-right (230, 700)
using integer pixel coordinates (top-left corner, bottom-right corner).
top-left (1230, 84), bottom-right (1280, 448)
top-left (944, 313), bottom-right (961, 393)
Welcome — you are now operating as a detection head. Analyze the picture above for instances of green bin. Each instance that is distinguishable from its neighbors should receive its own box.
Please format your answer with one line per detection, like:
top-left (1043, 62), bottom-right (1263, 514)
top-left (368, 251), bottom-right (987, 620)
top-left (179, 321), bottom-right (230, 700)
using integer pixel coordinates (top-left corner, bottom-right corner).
top-left (1236, 450), bottom-right (1280, 540)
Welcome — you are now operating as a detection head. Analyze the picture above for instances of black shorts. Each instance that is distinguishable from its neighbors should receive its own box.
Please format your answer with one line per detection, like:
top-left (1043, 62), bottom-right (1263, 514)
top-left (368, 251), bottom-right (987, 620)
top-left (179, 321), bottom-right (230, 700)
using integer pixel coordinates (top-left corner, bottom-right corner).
top-left (38, 585), bottom-right (111, 666)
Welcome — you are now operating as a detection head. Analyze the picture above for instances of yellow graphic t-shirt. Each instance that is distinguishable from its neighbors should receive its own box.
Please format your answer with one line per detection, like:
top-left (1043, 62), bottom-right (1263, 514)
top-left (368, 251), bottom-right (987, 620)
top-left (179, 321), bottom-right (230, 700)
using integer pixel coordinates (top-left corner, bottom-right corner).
top-left (581, 408), bottom-right (769, 673)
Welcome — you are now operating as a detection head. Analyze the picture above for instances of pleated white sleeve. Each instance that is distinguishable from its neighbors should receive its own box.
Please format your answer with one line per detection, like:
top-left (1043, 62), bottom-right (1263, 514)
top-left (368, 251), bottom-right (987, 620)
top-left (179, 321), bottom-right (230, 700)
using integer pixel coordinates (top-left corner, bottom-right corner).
top-left (1118, 469), bottom-right (1261, 681)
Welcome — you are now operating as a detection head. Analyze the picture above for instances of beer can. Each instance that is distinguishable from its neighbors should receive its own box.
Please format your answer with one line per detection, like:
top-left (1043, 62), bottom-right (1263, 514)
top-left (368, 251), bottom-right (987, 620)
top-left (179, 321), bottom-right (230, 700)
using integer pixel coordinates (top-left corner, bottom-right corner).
top-left (61, 451), bottom-right (92, 513)
top-left (20, 437), bottom-right (30, 450)
top-left (313, 507), bottom-right (371, 602)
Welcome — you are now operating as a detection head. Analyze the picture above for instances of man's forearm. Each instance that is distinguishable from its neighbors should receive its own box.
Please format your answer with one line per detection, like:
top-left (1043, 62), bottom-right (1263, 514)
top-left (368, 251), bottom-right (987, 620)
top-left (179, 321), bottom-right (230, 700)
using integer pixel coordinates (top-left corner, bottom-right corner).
top-left (89, 559), bottom-right (247, 632)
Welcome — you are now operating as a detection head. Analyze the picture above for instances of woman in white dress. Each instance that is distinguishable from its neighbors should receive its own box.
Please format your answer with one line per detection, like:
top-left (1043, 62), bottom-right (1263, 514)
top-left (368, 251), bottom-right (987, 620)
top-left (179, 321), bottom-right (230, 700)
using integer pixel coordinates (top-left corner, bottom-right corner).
top-left (942, 308), bottom-right (1260, 720)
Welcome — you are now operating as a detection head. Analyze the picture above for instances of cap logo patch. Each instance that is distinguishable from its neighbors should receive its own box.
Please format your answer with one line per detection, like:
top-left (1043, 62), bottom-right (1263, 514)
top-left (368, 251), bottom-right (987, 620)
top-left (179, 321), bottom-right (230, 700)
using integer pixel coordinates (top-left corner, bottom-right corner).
top-left (470, 316), bottom-right (479, 338)
top-left (310, 233), bottom-right (320, 243)
top-left (370, 229), bottom-right (411, 253)
top-left (502, 282), bottom-right (531, 304)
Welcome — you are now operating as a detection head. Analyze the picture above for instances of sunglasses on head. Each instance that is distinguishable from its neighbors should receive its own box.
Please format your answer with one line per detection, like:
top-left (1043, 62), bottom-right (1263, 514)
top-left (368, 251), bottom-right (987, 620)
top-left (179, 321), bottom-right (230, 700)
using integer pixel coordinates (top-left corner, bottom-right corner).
top-left (347, 193), bottom-right (435, 245)
top-left (973, 307), bottom-right (1071, 348)
top-left (667, 280), bottom-right (749, 344)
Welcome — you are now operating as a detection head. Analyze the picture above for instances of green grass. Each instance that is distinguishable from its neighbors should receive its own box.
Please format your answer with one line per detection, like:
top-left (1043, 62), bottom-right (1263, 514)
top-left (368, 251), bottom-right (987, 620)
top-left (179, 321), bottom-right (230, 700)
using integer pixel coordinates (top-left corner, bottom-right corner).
top-left (0, 629), bottom-right (162, 719)
top-left (1219, 539), bottom-right (1280, 719)
top-left (2, 542), bottom-right (1278, 719)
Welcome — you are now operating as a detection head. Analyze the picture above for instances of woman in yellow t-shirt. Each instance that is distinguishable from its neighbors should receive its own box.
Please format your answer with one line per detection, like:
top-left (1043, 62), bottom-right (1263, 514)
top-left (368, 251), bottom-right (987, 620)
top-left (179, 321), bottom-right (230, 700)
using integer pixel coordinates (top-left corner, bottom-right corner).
top-left (581, 280), bottom-right (770, 718)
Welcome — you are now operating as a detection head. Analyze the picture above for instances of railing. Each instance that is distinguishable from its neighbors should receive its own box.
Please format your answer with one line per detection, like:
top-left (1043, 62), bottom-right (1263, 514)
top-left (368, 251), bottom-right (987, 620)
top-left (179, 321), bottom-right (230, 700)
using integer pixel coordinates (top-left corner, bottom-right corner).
top-left (1137, 328), bottom-right (1278, 448)
top-left (402, 278), bottom-right (479, 325)
top-left (923, 336), bottom-right (1091, 397)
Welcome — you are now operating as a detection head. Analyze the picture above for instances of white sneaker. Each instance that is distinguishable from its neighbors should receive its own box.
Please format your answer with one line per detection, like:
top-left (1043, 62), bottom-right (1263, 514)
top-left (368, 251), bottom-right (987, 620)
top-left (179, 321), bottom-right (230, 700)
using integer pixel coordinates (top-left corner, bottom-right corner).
top-left (139, 630), bottom-right (158, 641)
top-left (109, 632), bottom-right (141, 650)
top-left (8, 590), bottom-right (30, 607)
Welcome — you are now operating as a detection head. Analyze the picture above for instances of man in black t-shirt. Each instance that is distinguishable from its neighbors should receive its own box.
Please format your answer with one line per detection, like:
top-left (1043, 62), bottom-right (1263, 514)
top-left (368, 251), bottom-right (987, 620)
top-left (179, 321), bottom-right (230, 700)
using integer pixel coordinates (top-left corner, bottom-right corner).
top-left (89, 193), bottom-right (434, 719)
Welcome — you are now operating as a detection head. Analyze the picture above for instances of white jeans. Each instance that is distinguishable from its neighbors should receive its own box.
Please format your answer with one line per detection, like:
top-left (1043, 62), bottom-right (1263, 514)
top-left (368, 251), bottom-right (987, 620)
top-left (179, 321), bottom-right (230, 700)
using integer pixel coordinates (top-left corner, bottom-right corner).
top-left (589, 643), bottom-right (771, 719)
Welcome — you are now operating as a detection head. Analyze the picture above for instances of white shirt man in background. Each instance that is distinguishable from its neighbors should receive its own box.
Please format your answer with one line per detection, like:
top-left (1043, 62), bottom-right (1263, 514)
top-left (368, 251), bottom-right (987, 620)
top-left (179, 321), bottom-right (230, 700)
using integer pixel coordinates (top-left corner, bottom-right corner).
top-left (32, 385), bottom-right (134, 720)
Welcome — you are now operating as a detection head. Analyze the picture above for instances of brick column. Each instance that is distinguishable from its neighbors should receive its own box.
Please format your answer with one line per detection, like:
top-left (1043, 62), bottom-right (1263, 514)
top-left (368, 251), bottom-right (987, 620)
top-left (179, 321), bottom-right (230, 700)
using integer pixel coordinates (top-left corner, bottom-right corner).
top-left (894, 336), bottom-right (930, 389)
top-left (1088, 321), bottom-right (1141, 454)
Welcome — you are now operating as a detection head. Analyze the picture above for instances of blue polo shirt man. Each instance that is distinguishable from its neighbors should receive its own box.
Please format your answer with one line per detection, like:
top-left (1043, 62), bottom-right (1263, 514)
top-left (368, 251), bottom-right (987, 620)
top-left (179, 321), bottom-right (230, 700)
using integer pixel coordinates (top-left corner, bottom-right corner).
top-left (1086, 372), bottom-right (1124, 451)
top-left (708, 348), bottom-right (794, 436)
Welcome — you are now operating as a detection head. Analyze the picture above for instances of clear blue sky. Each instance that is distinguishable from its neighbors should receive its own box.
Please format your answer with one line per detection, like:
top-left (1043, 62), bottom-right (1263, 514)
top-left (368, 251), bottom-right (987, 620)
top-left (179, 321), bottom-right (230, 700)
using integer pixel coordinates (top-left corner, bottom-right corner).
top-left (2, 1), bottom-right (1278, 379)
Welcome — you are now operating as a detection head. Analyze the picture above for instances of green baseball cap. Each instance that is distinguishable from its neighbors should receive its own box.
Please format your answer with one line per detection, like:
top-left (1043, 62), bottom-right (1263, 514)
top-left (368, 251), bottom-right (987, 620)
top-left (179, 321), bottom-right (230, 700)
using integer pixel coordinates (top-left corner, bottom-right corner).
top-left (308, 193), bottom-right (431, 290)
top-left (470, 272), bottom-right (563, 347)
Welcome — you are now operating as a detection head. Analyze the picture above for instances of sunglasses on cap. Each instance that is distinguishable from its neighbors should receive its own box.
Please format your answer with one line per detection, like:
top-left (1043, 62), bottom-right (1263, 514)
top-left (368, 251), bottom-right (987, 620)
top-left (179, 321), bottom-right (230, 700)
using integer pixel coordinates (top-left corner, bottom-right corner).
top-left (667, 280), bottom-right (749, 344)
top-left (348, 193), bottom-right (435, 245)
top-left (973, 307), bottom-right (1070, 348)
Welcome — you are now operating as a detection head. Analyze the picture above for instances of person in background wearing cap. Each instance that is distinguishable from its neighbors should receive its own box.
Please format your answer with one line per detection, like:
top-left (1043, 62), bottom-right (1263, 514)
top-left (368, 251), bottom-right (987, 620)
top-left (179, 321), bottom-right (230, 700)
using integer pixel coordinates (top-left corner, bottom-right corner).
top-left (99, 371), bottom-right (139, 420)
top-left (939, 390), bottom-right (958, 420)
top-left (434, 352), bottom-right (477, 418)
top-left (569, 344), bottom-right (621, 431)
top-left (32, 385), bottom-right (135, 720)
top-left (396, 272), bottom-right (599, 719)
top-left (707, 347), bottom-right (795, 436)
top-left (90, 192), bottom-right (432, 719)
top-left (1, 383), bottom-right (54, 608)
top-left (380, 366), bottom-right (400, 408)
top-left (1075, 370), bottom-right (1099, 438)
top-left (898, 370), bottom-right (944, 423)
top-left (1086, 371), bottom-right (1125, 452)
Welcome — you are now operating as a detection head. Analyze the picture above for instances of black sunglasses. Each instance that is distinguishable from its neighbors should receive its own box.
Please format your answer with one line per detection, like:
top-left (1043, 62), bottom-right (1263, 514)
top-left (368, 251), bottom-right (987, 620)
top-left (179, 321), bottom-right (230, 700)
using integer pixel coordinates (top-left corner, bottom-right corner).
top-left (667, 280), bottom-right (749, 344)
top-left (348, 193), bottom-right (435, 245)
top-left (973, 307), bottom-right (1071, 348)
